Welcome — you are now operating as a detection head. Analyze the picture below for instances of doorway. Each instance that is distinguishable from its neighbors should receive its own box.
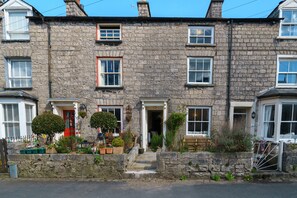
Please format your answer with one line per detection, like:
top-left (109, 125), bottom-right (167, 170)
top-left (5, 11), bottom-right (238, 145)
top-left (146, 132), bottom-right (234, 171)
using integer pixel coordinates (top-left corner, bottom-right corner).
top-left (147, 110), bottom-right (163, 146)
top-left (63, 110), bottom-right (75, 137)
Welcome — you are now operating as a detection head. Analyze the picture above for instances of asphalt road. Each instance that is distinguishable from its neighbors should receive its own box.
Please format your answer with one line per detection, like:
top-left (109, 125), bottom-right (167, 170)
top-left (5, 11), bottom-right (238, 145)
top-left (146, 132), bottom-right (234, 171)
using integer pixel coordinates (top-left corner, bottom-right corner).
top-left (1, 180), bottom-right (297, 198)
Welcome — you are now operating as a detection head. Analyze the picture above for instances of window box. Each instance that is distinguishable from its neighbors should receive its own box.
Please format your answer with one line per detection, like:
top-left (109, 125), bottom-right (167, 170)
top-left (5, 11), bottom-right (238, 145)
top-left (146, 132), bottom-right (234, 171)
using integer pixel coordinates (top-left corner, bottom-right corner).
top-left (188, 26), bottom-right (214, 44)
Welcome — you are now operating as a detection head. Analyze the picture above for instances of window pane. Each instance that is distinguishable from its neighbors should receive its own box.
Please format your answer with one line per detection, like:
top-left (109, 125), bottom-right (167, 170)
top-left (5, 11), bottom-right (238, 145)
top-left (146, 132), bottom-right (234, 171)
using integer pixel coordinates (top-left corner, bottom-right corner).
top-left (189, 59), bottom-right (196, 70)
top-left (188, 109), bottom-right (195, 121)
top-left (196, 109), bottom-right (201, 121)
top-left (280, 123), bottom-right (291, 135)
top-left (203, 109), bottom-right (209, 121)
top-left (203, 72), bottom-right (210, 82)
top-left (197, 60), bottom-right (203, 70)
top-left (189, 72), bottom-right (195, 82)
top-left (115, 74), bottom-right (119, 85)
top-left (290, 61), bottom-right (297, 72)
top-left (204, 60), bottom-right (211, 70)
top-left (196, 72), bottom-right (202, 82)
top-left (202, 122), bottom-right (209, 133)
top-left (108, 61), bottom-right (113, 72)
top-left (195, 122), bottom-right (201, 132)
top-left (265, 123), bottom-right (275, 138)
top-left (205, 29), bottom-right (212, 36)
top-left (264, 105), bottom-right (275, 121)
top-left (9, 12), bottom-right (28, 32)
top-left (282, 25), bottom-right (290, 36)
top-left (197, 38), bottom-right (204, 43)
top-left (288, 74), bottom-right (297, 84)
top-left (115, 109), bottom-right (121, 121)
top-left (278, 74), bottom-right (287, 84)
top-left (294, 104), bottom-right (297, 121)
top-left (205, 37), bottom-right (211, 43)
top-left (280, 61), bottom-right (289, 72)
top-left (282, 104), bottom-right (293, 121)
top-left (188, 122), bottom-right (194, 131)
top-left (292, 123), bottom-right (297, 135)
top-left (283, 11), bottom-right (292, 23)
top-left (114, 61), bottom-right (120, 72)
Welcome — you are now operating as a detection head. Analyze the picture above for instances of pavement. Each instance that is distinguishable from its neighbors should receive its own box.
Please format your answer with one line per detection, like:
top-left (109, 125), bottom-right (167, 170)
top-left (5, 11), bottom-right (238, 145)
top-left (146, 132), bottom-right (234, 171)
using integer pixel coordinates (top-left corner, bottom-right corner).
top-left (1, 179), bottom-right (297, 198)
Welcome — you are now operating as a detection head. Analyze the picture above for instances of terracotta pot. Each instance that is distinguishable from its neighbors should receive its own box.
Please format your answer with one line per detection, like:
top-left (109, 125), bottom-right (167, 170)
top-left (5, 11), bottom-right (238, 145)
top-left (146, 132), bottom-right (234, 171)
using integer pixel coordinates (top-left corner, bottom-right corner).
top-left (46, 147), bottom-right (57, 154)
top-left (99, 148), bottom-right (106, 155)
top-left (113, 147), bottom-right (124, 154)
top-left (105, 147), bottom-right (113, 154)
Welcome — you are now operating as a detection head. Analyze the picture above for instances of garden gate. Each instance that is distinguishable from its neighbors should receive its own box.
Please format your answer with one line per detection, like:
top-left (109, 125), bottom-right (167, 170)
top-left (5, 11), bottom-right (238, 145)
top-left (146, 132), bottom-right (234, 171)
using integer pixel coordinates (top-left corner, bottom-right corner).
top-left (253, 141), bottom-right (283, 171)
top-left (0, 139), bottom-right (8, 173)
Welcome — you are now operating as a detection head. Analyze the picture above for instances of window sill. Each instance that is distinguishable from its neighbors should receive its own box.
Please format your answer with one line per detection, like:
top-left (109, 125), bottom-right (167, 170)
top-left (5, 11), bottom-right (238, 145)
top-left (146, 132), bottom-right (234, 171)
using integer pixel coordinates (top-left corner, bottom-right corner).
top-left (2, 39), bottom-right (30, 43)
top-left (4, 87), bottom-right (33, 90)
top-left (95, 86), bottom-right (124, 91)
top-left (186, 43), bottom-right (216, 47)
top-left (95, 40), bottom-right (122, 45)
top-left (185, 84), bottom-right (214, 88)
top-left (276, 36), bottom-right (297, 40)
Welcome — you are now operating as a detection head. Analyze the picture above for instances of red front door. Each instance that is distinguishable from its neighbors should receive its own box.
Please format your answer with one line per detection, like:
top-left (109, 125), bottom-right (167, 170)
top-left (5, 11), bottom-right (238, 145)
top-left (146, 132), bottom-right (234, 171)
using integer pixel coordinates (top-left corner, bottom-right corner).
top-left (63, 110), bottom-right (75, 137)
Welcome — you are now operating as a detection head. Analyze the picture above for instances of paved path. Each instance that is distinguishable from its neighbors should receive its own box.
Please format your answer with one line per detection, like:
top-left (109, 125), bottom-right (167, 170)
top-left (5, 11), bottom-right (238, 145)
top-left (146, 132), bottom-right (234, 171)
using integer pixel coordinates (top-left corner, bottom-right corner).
top-left (1, 179), bottom-right (297, 198)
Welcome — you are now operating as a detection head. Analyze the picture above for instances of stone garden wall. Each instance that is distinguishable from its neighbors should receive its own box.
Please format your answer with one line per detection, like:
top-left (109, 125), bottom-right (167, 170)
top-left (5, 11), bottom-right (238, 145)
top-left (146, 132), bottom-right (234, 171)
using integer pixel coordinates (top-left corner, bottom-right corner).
top-left (157, 152), bottom-right (253, 179)
top-left (8, 154), bottom-right (127, 179)
top-left (282, 144), bottom-right (297, 173)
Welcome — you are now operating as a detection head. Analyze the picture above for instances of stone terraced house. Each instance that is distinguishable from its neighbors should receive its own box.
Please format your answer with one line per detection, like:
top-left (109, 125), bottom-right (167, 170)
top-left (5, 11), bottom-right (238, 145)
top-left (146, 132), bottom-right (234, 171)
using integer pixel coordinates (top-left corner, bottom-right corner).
top-left (0, 0), bottom-right (296, 151)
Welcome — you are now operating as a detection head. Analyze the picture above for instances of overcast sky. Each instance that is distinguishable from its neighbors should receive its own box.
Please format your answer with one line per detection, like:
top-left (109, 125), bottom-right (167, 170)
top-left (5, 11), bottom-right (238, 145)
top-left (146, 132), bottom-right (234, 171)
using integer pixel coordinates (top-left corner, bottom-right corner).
top-left (25, 0), bottom-right (282, 18)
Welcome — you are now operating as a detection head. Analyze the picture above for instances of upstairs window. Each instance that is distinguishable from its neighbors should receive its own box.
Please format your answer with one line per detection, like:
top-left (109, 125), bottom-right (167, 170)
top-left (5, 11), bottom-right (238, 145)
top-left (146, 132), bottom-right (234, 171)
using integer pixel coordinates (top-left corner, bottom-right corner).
top-left (281, 10), bottom-right (297, 37)
top-left (6, 58), bottom-right (32, 88)
top-left (187, 57), bottom-right (212, 84)
top-left (188, 26), bottom-right (214, 44)
top-left (4, 11), bottom-right (30, 40)
top-left (277, 58), bottom-right (297, 87)
top-left (97, 24), bottom-right (121, 41)
top-left (97, 58), bottom-right (122, 87)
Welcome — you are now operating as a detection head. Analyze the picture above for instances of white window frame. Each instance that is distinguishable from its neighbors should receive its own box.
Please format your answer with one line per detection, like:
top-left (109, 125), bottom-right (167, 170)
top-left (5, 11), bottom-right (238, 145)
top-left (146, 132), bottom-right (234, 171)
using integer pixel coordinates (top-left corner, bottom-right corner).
top-left (279, 8), bottom-right (297, 38)
top-left (3, 9), bottom-right (31, 40)
top-left (0, 99), bottom-right (36, 139)
top-left (25, 104), bottom-right (33, 137)
top-left (97, 24), bottom-right (122, 41)
top-left (5, 58), bottom-right (32, 88)
top-left (258, 98), bottom-right (297, 143)
top-left (97, 58), bottom-right (122, 87)
top-left (186, 106), bottom-right (211, 137)
top-left (276, 55), bottom-right (297, 88)
top-left (98, 106), bottom-right (123, 136)
top-left (187, 57), bottom-right (213, 85)
top-left (188, 26), bottom-right (214, 44)
top-left (280, 103), bottom-right (297, 139)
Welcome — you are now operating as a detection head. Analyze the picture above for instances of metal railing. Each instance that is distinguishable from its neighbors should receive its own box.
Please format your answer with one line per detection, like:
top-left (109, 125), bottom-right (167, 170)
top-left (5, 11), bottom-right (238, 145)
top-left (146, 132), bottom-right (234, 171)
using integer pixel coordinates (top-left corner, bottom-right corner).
top-left (5, 135), bottom-right (35, 143)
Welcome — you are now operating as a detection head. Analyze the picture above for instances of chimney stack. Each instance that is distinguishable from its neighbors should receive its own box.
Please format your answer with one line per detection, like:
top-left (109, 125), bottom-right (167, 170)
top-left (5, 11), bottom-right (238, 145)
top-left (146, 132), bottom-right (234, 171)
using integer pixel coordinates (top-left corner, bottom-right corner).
top-left (137, 0), bottom-right (151, 17)
top-left (64, 0), bottom-right (87, 17)
top-left (206, 0), bottom-right (224, 18)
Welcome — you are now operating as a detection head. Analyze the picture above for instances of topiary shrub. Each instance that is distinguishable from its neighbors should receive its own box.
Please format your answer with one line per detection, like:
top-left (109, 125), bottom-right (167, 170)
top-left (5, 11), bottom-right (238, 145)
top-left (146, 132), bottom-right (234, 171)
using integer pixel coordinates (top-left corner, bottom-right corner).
top-left (32, 111), bottom-right (65, 144)
top-left (112, 137), bottom-right (124, 147)
top-left (90, 112), bottom-right (117, 134)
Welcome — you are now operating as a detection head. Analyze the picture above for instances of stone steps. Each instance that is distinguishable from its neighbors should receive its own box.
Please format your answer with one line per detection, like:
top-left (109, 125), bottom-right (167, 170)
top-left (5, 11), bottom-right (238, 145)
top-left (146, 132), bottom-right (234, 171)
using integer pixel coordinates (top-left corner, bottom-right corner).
top-left (0, 173), bottom-right (9, 179)
top-left (125, 152), bottom-right (158, 179)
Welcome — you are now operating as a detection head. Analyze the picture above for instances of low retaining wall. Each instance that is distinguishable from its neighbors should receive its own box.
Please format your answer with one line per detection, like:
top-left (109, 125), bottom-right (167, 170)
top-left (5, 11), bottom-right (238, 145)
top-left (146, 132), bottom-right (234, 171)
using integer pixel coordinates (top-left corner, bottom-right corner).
top-left (8, 154), bottom-right (127, 179)
top-left (127, 144), bottom-right (139, 167)
top-left (282, 144), bottom-right (297, 173)
top-left (157, 152), bottom-right (253, 179)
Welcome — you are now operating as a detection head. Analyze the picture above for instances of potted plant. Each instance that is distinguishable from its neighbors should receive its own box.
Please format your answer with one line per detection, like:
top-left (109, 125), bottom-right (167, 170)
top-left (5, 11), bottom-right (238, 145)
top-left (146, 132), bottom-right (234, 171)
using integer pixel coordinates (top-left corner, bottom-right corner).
top-left (112, 137), bottom-right (124, 154)
top-left (105, 144), bottom-right (113, 154)
top-left (99, 144), bottom-right (106, 155)
top-left (46, 143), bottom-right (57, 154)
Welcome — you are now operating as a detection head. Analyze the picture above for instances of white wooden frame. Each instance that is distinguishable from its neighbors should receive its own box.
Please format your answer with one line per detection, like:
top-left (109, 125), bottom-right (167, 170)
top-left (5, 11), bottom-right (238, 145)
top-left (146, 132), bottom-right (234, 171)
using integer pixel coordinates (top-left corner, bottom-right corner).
top-left (186, 106), bottom-right (212, 137)
top-left (97, 58), bottom-right (123, 87)
top-left (188, 26), bottom-right (214, 44)
top-left (187, 57), bottom-right (213, 85)
top-left (276, 55), bottom-right (297, 88)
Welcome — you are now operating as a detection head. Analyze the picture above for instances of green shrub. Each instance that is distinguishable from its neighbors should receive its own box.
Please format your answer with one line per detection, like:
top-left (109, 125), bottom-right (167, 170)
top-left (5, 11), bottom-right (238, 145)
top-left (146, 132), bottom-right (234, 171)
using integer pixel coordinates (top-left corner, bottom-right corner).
top-left (94, 155), bottom-right (103, 165)
top-left (122, 130), bottom-right (134, 151)
top-left (32, 111), bottom-right (65, 144)
top-left (164, 112), bottom-right (186, 151)
top-left (90, 112), bottom-right (117, 134)
top-left (243, 174), bottom-right (253, 182)
top-left (151, 134), bottom-right (163, 152)
top-left (112, 137), bottom-right (124, 147)
top-left (211, 174), bottom-right (221, 181)
top-left (210, 126), bottom-right (252, 153)
top-left (225, 172), bottom-right (235, 181)
top-left (55, 136), bottom-right (72, 153)
top-left (180, 175), bottom-right (187, 181)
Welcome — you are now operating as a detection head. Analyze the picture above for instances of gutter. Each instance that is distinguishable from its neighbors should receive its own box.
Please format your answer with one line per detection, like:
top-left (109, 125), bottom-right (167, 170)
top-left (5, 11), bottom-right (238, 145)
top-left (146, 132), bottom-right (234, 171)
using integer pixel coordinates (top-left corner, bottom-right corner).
top-left (226, 19), bottom-right (233, 121)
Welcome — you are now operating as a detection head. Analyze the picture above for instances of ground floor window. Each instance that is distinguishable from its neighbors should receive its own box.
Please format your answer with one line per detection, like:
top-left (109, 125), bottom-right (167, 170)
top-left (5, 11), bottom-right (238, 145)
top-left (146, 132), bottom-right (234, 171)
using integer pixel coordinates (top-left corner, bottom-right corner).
top-left (99, 106), bottom-right (122, 135)
top-left (0, 100), bottom-right (36, 139)
top-left (187, 107), bottom-right (211, 136)
top-left (260, 99), bottom-right (297, 142)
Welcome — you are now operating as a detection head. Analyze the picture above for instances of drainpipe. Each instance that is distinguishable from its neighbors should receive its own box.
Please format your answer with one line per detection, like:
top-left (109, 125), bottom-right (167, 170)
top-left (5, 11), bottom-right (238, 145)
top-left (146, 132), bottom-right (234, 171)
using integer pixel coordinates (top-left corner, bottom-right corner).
top-left (226, 19), bottom-right (233, 122)
top-left (47, 22), bottom-right (52, 99)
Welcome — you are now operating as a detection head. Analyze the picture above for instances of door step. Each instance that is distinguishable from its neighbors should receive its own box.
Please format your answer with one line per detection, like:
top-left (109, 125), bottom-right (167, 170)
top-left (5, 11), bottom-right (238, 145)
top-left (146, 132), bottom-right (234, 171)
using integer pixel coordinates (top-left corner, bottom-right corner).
top-left (124, 170), bottom-right (158, 179)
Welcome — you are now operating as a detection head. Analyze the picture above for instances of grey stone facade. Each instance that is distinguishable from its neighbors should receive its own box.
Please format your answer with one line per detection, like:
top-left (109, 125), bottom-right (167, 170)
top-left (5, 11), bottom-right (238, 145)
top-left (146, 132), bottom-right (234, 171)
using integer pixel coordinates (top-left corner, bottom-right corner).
top-left (0, 0), bottom-right (296, 145)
